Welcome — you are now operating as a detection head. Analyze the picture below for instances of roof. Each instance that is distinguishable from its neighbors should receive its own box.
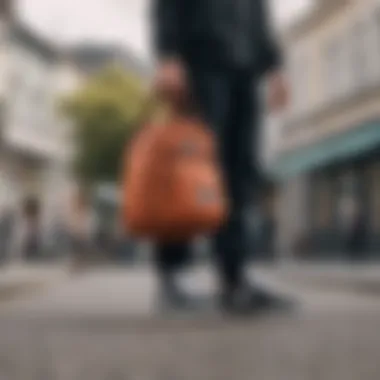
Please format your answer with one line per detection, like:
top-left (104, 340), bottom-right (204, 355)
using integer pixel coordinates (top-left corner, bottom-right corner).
top-left (9, 22), bottom-right (59, 61)
top-left (281, 0), bottom-right (350, 44)
top-left (68, 42), bottom-right (153, 79)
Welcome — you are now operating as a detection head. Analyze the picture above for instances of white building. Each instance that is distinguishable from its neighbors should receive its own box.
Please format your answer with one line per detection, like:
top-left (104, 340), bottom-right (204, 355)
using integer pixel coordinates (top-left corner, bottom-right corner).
top-left (270, 0), bottom-right (380, 258)
top-left (0, 18), bottom-right (77, 255)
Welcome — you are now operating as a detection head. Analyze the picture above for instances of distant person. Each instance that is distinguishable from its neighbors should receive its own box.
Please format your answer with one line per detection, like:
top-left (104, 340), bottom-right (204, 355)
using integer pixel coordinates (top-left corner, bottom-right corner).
top-left (152, 0), bottom-right (289, 313)
top-left (22, 197), bottom-right (42, 261)
top-left (0, 207), bottom-right (15, 264)
top-left (50, 218), bottom-right (70, 258)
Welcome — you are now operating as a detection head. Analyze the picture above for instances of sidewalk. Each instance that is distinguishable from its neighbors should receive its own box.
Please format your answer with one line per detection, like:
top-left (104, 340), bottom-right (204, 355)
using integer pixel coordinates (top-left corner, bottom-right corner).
top-left (1, 264), bottom-right (380, 380)
top-left (0, 262), bottom-right (68, 304)
top-left (3, 260), bottom-right (380, 316)
top-left (255, 262), bottom-right (380, 295)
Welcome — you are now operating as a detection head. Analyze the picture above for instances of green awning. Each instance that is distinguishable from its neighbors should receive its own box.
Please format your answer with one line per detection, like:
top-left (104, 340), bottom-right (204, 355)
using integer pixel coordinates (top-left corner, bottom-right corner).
top-left (268, 121), bottom-right (380, 181)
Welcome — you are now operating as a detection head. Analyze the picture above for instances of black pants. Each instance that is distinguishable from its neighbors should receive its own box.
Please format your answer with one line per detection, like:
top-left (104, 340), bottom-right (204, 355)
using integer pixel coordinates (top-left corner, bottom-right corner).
top-left (155, 67), bottom-right (262, 290)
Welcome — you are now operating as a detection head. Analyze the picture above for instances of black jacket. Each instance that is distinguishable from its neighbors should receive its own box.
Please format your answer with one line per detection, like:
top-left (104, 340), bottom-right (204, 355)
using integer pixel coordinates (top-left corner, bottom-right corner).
top-left (152, 0), bottom-right (282, 74)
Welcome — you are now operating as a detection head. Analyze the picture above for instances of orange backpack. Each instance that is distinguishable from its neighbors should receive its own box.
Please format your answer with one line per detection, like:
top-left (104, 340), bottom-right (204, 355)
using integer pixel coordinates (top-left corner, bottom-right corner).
top-left (121, 110), bottom-right (228, 242)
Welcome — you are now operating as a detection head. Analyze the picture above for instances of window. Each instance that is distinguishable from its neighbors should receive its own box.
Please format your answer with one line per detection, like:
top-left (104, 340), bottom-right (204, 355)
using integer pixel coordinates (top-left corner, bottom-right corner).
top-left (288, 50), bottom-right (309, 117)
top-left (375, 5), bottom-right (380, 41)
top-left (367, 8), bottom-right (380, 81)
top-left (370, 163), bottom-right (380, 230)
top-left (350, 21), bottom-right (371, 89)
top-left (324, 36), bottom-right (347, 99)
top-left (324, 39), bottom-right (338, 98)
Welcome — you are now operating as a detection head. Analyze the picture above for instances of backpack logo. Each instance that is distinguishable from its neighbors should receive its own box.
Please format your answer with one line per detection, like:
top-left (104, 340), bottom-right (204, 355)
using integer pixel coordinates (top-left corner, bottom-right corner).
top-left (197, 187), bottom-right (216, 204)
top-left (180, 140), bottom-right (198, 156)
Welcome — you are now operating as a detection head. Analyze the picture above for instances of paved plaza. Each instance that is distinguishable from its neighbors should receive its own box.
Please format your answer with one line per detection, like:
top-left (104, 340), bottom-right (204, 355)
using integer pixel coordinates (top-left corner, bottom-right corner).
top-left (1, 265), bottom-right (380, 380)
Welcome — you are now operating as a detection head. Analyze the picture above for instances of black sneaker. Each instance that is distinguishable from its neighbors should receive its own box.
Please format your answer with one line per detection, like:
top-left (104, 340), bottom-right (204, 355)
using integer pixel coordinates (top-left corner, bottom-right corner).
top-left (219, 288), bottom-right (250, 316)
top-left (219, 285), bottom-right (296, 316)
top-left (241, 286), bottom-right (296, 314)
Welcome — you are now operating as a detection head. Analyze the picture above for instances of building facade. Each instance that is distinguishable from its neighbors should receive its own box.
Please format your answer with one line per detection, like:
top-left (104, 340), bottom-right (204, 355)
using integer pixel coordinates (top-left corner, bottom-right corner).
top-left (271, 0), bottom-right (380, 260)
top-left (0, 14), bottom-right (76, 257)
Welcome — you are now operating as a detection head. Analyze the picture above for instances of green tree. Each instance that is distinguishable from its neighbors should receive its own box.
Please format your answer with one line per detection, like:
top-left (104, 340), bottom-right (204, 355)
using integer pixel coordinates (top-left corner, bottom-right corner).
top-left (62, 66), bottom-right (147, 185)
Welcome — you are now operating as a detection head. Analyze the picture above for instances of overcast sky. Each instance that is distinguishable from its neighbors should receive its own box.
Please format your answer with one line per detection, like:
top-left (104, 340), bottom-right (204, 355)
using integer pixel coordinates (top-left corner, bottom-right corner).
top-left (18, 0), bottom-right (313, 60)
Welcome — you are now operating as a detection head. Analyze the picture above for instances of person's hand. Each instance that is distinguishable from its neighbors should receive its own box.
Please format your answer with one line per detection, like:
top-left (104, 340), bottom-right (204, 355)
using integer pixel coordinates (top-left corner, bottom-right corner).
top-left (154, 58), bottom-right (187, 102)
top-left (266, 70), bottom-right (289, 114)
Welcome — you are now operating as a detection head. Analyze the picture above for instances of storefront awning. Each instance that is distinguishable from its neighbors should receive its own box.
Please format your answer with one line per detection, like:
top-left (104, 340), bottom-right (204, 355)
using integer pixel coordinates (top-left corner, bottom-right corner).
top-left (268, 121), bottom-right (380, 181)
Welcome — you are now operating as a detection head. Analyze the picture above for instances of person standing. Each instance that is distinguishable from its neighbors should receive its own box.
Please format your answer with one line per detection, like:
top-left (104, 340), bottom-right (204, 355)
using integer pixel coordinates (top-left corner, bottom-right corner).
top-left (151, 0), bottom-right (289, 313)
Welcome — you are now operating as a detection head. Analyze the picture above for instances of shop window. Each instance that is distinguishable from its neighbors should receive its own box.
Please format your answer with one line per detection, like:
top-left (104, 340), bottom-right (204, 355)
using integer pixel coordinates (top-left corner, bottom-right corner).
top-left (314, 177), bottom-right (333, 229)
top-left (371, 163), bottom-right (380, 231)
top-left (340, 171), bottom-right (357, 195)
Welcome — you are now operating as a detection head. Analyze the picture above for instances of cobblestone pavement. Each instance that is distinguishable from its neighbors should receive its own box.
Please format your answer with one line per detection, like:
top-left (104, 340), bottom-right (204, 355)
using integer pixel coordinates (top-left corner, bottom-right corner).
top-left (1, 266), bottom-right (380, 380)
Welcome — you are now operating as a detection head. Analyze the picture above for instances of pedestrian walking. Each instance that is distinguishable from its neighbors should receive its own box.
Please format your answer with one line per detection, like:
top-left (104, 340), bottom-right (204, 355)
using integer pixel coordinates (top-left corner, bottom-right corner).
top-left (0, 207), bottom-right (15, 264)
top-left (151, 0), bottom-right (290, 313)
top-left (21, 197), bottom-right (42, 262)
